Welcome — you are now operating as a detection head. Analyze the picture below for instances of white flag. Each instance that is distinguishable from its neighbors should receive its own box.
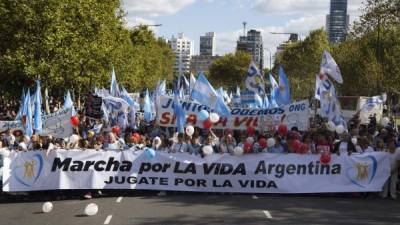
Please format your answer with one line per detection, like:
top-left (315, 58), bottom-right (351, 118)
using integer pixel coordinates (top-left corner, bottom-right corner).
top-left (320, 50), bottom-right (343, 84)
top-left (245, 61), bottom-right (265, 95)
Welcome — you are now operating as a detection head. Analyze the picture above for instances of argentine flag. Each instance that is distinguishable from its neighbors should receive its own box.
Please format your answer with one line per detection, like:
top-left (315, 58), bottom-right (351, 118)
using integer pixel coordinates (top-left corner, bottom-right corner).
top-left (191, 73), bottom-right (230, 117)
top-left (269, 73), bottom-right (280, 107)
top-left (278, 66), bottom-right (291, 105)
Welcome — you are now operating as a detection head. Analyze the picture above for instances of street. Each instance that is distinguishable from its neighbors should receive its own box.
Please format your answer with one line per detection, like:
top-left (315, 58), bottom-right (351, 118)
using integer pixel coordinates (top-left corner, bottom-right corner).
top-left (0, 192), bottom-right (399, 225)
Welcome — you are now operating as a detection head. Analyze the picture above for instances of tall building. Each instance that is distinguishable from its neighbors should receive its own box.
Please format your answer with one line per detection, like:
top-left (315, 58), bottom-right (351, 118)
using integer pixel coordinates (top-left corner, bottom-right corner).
top-left (236, 29), bottom-right (264, 69)
top-left (190, 32), bottom-right (219, 74)
top-left (326, 0), bottom-right (349, 43)
top-left (276, 34), bottom-right (299, 54)
top-left (200, 32), bottom-right (216, 56)
top-left (169, 33), bottom-right (194, 75)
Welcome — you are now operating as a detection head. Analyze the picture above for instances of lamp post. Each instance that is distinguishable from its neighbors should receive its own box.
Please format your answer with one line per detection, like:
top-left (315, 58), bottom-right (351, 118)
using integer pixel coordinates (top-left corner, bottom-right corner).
top-left (264, 48), bottom-right (272, 69)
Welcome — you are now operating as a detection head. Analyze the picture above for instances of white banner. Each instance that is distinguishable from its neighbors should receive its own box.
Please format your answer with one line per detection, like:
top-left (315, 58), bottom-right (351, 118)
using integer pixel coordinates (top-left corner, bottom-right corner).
top-left (2, 150), bottom-right (390, 193)
top-left (0, 108), bottom-right (72, 138)
top-left (157, 96), bottom-right (310, 131)
top-left (41, 108), bottom-right (73, 138)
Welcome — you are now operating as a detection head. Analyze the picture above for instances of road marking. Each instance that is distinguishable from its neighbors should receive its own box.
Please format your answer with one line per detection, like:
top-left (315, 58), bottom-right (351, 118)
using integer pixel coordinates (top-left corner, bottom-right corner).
top-left (263, 210), bottom-right (272, 219)
top-left (116, 196), bottom-right (123, 203)
top-left (252, 195), bottom-right (258, 199)
top-left (104, 215), bottom-right (113, 224)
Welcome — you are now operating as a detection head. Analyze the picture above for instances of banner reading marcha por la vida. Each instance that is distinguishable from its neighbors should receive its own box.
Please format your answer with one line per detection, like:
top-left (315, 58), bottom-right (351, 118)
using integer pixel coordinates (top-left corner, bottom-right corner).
top-left (2, 150), bottom-right (390, 193)
top-left (156, 96), bottom-right (310, 131)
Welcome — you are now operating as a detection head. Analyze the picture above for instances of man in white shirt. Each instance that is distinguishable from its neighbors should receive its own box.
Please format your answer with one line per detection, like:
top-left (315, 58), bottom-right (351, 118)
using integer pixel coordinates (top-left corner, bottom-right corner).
top-left (170, 133), bottom-right (188, 153)
top-left (382, 138), bottom-right (400, 199)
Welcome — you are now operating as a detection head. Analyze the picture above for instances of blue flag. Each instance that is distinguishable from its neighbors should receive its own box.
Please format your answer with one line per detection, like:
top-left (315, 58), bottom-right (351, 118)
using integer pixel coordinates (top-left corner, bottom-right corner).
top-left (16, 88), bottom-right (26, 120)
top-left (191, 73), bottom-right (230, 117)
top-left (269, 73), bottom-right (279, 107)
top-left (22, 89), bottom-right (33, 137)
top-left (143, 89), bottom-right (153, 122)
top-left (173, 90), bottom-right (186, 133)
top-left (110, 67), bottom-right (120, 97)
top-left (278, 66), bottom-right (291, 105)
top-left (33, 80), bottom-right (42, 133)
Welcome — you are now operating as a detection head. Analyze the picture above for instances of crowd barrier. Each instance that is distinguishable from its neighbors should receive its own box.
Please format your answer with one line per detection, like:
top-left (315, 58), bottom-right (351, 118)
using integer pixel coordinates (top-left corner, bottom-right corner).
top-left (1, 149), bottom-right (390, 193)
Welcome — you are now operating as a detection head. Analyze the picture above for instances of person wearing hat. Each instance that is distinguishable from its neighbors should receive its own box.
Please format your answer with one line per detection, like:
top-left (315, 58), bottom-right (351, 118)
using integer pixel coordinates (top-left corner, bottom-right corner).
top-left (152, 136), bottom-right (162, 151)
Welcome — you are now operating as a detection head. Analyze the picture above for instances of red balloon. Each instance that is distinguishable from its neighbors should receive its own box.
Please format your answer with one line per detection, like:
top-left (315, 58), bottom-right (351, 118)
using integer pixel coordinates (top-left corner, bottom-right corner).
top-left (300, 144), bottom-right (309, 154)
top-left (320, 151), bottom-right (331, 164)
top-left (244, 142), bottom-right (253, 154)
top-left (70, 116), bottom-right (79, 126)
top-left (278, 124), bottom-right (288, 137)
top-left (247, 126), bottom-right (256, 136)
top-left (131, 133), bottom-right (141, 143)
top-left (258, 138), bottom-right (267, 149)
top-left (112, 126), bottom-right (120, 134)
top-left (292, 139), bottom-right (302, 152)
top-left (203, 118), bottom-right (213, 129)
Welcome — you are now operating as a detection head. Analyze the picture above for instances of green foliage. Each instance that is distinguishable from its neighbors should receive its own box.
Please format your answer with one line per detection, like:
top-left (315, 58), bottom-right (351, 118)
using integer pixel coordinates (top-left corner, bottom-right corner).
top-left (0, 0), bottom-right (174, 99)
top-left (208, 51), bottom-right (252, 89)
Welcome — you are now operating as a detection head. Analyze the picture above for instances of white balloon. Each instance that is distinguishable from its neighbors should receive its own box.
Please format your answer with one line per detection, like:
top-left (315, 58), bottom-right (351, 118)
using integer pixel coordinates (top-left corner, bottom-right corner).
top-left (209, 113), bottom-right (220, 123)
top-left (0, 149), bottom-right (10, 157)
top-left (84, 203), bottom-right (99, 216)
top-left (351, 137), bottom-right (357, 145)
top-left (42, 202), bottom-right (53, 213)
top-left (246, 137), bottom-right (254, 145)
top-left (185, 125), bottom-right (194, 136)
top-left (267, 138), bottom-right (276, 148)
top-left (202, 145), bottom-right (213, 156)
top-left (335, 125), bottom-right (345, 134)
top-left (233, 146), bottom-right (243, 156)
top-left (327, 121), bottom-right (336, 132)
top-left (381, 117), bottom-right (390, 127)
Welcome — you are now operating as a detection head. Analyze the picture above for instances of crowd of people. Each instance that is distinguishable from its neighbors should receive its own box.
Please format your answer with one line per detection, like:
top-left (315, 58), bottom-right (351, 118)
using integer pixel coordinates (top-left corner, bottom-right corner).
top-left (1, 108), bottom-right (400, 200)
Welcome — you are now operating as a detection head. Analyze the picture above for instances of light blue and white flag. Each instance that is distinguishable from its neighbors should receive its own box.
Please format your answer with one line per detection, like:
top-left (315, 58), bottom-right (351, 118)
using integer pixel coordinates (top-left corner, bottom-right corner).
top-left (156, 80), bottom-right (167, 96)
top-left (110, 67), bottom-right (120, 97)
top-left (143, 89), bottom-right (153, 122)
top-left (16, 88), bottom-right (26, 120)
top-left (64, 90), bottom-right (76, 115)
top-left (102, 95), bottom-right (129, 127)
top-left (254, 93), bottom-right (263, 108)
top-left (233, 86), bottom-right (241, 106)
top-left (263, 95), bottom-right (270, 109)
top-left (191, 73), bottom-right (230, 117)
top-left (320, 50), bottom-right (343, 84)
top-left (173, 90), bottom-right (186, 133)
top-left (269, 73), bottom-right (280, 107)
top-left (278, 66), bottom-right (291, 105)
top-left (177, 75), bottom-right (189, 92)
top-left (22, 89), bottom-right (33, 137)
top-left (189, 74), bottom-right (196, 95)
top-left (245, 61), bottom-right (265, 95)
top-left (33, 80), bottom-right (42, 133)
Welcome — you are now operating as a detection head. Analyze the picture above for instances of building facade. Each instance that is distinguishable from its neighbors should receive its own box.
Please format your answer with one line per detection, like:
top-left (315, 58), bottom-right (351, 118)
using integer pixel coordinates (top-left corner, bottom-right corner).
top-left (200, 32), bottom-right (216, 56)
top-left (190, 55), bottom-right (220, 74)
top-left (236, 29), bottom-right (263, 69)
top-left (326, 0), bottom-right (349, 43)
top-left (169, 33), bottom-right (194, 75)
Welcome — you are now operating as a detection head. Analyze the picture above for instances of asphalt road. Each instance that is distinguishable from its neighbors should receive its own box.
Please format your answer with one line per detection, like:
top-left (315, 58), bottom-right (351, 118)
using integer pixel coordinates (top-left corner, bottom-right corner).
top-left (0, 191), bottom-right (399, 225)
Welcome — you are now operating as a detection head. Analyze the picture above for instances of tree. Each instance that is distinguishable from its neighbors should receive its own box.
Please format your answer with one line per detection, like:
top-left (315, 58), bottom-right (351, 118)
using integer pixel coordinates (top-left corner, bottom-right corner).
top-left (274, 28), bottom-right (331, 99)
top-left (0, 0), bottom-right (174, 99)
top-left (208, 51), bottom-right (252, 89)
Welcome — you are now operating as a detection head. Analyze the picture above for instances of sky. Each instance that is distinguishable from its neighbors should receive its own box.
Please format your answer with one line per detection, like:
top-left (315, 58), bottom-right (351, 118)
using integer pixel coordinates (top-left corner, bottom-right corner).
top-left (121, 0), bottom-right (364, 68)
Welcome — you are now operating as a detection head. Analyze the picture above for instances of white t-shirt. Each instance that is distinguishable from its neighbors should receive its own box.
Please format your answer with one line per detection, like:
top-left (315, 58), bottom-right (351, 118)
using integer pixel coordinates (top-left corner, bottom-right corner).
top-left (171, 143), bottom-right (189, 153)
top-left (339, 142), bottom-right (348, 154)
top-left (388, 148), bottom-right (400, 170)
